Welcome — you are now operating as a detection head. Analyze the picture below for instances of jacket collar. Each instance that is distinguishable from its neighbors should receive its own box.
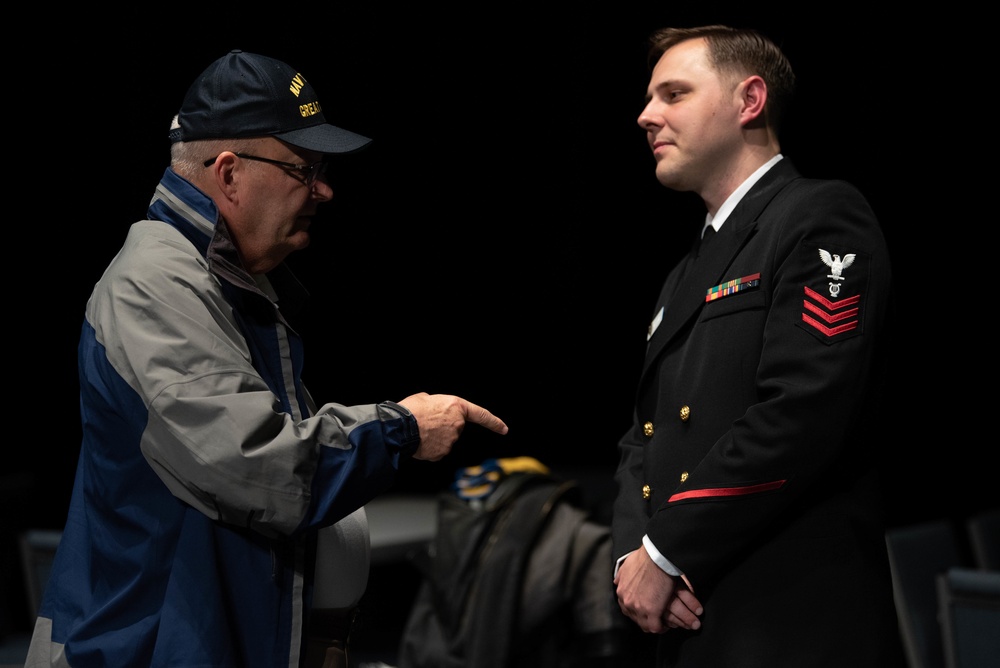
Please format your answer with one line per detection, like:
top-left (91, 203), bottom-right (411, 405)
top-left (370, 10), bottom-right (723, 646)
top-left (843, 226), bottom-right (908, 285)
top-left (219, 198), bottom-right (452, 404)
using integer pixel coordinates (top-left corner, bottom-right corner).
top-left (145, 167), bottom-right (309, 316)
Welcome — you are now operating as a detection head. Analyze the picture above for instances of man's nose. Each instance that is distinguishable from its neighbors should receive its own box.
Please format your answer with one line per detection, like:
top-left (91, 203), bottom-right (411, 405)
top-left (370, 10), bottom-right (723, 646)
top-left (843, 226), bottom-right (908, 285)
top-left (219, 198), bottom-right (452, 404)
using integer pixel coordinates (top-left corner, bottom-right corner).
top-left (311, 178), bottom-right (334, 202)
top-left (637, 104), bottom-right (658, 130)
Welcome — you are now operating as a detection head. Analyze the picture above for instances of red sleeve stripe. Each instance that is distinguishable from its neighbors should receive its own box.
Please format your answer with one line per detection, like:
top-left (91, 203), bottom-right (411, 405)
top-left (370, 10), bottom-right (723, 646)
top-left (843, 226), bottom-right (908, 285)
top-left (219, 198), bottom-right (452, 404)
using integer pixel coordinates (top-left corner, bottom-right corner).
top-left (668, 479), bottom-right (785, 502)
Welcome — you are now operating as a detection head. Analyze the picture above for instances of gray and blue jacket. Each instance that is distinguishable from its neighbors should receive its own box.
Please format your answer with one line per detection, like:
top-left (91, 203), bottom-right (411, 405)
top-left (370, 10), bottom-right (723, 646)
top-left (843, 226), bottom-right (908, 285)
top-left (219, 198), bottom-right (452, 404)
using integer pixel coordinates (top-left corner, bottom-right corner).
top-left (27, 167), bottom-right (419, 667)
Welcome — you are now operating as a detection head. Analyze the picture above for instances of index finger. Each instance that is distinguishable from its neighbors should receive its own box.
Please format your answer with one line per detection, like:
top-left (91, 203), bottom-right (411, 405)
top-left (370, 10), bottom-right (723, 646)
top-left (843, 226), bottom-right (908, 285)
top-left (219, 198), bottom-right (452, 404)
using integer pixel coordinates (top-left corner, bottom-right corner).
top-left (461, 399), bottom-right (509, 435)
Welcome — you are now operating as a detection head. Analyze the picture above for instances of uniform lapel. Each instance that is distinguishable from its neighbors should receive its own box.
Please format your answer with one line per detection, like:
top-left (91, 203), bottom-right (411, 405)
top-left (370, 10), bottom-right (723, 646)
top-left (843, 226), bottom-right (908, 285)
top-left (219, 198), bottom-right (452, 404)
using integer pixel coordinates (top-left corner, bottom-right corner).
top-left (643, 226), bottom-right (751, 365)
top-left (641, 159), bottom-right (801, 375)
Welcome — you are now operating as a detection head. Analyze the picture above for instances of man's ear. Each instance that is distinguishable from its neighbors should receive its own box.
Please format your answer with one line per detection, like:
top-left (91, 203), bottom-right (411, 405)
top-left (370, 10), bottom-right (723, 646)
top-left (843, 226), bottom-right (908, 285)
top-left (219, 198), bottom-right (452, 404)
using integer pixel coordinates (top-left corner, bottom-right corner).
top-left (738, 75), bottom-right (768, 128)
top-left (209, 152), bottom-right (240, 202)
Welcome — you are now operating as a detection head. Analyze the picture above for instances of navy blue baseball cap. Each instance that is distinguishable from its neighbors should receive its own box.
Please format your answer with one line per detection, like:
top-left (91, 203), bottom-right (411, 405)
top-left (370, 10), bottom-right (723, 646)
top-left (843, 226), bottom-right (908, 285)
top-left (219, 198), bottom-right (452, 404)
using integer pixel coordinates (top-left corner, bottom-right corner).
top-left (168, 49), bottom-right (371, 154)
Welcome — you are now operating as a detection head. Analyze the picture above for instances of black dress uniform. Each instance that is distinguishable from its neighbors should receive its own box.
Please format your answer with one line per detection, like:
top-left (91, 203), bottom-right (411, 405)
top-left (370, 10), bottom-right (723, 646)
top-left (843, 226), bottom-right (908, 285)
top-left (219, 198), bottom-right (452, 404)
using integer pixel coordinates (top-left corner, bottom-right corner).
top-left (612, 157), bottom-right (904, 667)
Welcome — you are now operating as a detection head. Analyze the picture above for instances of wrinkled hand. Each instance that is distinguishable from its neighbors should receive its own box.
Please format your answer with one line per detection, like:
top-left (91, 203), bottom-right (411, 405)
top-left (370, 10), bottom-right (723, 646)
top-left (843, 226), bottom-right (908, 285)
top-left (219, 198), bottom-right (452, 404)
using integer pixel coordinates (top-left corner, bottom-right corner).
top-left (614, 547), bottom-right (703, 634)
top-left (398, 392), bottom-right (508, 461)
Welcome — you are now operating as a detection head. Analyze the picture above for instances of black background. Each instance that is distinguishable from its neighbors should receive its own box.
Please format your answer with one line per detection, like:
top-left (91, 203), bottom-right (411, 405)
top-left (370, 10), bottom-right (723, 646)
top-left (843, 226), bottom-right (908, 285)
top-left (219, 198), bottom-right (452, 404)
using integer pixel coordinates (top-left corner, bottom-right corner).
top-left (3, 4), bottom-right (991, 639)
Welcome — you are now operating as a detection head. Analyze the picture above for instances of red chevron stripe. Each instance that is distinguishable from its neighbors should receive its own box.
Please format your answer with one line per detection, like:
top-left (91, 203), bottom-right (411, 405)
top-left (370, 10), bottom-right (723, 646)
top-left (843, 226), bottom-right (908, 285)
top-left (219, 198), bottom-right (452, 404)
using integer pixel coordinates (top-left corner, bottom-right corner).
top-left (804, 285), bottom-right (859, 309)
top-left (803, 299), bottom-right (859, 324)
top-left (802, 313), bottom-right (858, 336)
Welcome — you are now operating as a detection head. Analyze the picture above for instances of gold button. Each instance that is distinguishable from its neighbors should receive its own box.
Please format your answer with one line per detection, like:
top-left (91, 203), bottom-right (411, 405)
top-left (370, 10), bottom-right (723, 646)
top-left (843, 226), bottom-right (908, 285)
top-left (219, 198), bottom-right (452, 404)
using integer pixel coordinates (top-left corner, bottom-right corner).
top-left (679, 405), bottom-right (690, 422)
top-left (642, 485), bottom-right (651, 500)
top-left (680, 471), bottom-right (689, 483)
top-left (643, 421), bottom-right (654, 437)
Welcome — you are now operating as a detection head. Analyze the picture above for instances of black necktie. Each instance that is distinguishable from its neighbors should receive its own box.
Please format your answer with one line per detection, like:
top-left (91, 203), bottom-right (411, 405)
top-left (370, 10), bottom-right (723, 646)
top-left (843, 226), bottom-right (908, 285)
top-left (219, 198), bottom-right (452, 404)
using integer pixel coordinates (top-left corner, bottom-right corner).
top-left (697, 226), bottom-right (716, 256)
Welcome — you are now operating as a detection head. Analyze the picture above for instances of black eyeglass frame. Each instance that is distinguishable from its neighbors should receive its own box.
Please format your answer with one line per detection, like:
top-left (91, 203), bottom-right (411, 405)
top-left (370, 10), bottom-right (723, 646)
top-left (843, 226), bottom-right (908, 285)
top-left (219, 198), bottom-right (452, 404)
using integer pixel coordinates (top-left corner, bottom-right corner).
top-left (203, 152), bottom-right (327, 186)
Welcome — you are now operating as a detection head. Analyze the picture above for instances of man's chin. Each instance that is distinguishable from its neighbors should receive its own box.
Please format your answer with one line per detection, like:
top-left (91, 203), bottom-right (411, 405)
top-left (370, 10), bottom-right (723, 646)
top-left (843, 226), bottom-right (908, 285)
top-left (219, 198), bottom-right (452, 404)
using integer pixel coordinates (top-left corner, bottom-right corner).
top-left (655, 167), bottom-right (684, 190)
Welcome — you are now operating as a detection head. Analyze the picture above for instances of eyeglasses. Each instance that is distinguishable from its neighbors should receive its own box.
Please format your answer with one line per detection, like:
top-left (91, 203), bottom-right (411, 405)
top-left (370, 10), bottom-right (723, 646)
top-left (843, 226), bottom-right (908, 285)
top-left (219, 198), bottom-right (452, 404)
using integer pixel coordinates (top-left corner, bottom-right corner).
top-left (203, 152), bottom-right (327, 187)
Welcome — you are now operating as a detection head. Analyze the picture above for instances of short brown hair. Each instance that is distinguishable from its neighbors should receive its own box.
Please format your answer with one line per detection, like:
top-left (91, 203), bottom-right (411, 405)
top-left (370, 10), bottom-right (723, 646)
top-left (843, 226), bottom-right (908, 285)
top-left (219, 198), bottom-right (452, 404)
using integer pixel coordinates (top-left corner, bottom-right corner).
top-left (648, 25), bottom-right (796, 135)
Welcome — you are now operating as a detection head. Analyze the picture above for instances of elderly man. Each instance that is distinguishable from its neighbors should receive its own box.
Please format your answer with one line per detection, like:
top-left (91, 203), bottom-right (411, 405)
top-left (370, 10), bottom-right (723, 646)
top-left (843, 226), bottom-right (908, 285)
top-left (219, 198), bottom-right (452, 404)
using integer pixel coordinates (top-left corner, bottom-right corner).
top-left (26, 49), bottom-right (506, 668)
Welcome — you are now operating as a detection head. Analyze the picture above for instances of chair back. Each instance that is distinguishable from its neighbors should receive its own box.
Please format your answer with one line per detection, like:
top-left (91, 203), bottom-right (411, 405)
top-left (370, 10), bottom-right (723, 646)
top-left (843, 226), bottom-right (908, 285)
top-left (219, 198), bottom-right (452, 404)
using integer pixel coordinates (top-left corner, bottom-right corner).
top-left (886, 520), bottom-right (969, 668)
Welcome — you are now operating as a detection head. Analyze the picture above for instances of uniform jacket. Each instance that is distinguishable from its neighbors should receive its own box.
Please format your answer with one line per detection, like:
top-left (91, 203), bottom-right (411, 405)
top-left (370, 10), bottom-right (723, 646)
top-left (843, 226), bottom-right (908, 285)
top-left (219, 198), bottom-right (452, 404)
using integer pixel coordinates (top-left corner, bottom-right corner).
top-left (611, 158), bottom-right (903, 667)
top-left (26, 168), bottom-right (420, 667)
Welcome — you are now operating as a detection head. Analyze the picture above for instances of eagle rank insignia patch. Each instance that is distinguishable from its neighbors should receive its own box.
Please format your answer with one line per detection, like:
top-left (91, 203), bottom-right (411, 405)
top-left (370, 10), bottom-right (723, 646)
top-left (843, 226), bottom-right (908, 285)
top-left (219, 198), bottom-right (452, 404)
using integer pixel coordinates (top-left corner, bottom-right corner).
top-left (797, 245), bottom-right (869, 343)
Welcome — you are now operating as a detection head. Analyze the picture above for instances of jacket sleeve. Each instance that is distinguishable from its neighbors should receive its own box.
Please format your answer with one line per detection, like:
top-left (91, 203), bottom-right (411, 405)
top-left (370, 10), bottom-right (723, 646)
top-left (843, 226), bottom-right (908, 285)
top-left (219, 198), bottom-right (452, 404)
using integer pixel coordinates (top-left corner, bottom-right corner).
top-left (86, 221), bottom-right (419, 538)
top-left (612, 417), bottom-right (654, 561)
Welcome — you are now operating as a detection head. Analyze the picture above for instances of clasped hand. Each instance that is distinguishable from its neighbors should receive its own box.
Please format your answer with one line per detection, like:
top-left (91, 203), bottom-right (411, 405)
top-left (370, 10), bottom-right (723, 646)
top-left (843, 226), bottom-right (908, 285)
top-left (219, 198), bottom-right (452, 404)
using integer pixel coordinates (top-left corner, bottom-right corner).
top-left (614, 546), bottom-right (704, 634)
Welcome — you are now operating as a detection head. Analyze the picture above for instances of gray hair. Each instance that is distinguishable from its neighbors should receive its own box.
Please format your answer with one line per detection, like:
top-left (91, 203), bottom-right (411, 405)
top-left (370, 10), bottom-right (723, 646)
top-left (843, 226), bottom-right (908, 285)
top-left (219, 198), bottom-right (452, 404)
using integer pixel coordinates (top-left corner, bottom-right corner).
top-left (168, 115), bottom-right (268, 180)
